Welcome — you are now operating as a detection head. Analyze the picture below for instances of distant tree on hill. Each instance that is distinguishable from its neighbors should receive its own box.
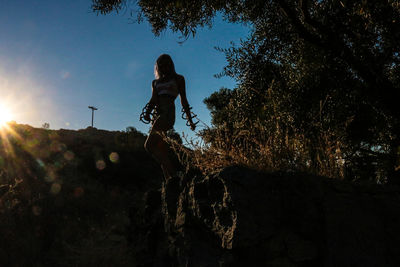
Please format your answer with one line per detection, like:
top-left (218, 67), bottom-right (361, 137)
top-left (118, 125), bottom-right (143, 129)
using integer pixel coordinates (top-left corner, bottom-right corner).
top-left (93, 0), bottom-right (400, 182)
top-left (42, 122), bottom-right (50, 129)
top-left (125, 126), bottom-right (139, 134)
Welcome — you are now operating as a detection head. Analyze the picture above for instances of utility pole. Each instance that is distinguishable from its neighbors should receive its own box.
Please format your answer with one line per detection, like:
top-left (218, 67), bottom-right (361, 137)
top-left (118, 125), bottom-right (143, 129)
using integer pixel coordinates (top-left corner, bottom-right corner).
top-left (88, 106), bottom-right (98, 127)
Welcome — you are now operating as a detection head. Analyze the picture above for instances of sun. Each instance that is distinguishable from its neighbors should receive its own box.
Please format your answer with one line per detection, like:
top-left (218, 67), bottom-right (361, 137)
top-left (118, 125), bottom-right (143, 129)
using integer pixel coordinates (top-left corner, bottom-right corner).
top-left (0, 103), bottom-right (12, 127)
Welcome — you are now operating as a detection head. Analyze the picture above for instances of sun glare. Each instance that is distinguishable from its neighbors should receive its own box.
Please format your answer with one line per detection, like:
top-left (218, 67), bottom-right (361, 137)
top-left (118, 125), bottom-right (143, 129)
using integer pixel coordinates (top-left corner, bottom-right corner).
top-left (0, 103), bottom-right (12, 127)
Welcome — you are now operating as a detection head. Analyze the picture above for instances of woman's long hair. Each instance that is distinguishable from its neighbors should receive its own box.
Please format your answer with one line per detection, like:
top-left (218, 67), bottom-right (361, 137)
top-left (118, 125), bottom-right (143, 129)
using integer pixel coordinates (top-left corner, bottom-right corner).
top-left (154, 54), bottom-right (177, 79)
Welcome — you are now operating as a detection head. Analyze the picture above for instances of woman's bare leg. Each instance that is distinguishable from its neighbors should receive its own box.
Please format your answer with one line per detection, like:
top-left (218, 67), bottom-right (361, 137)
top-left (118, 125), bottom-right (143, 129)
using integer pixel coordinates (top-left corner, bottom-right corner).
top-left (144, 132), bottom-right (176, 179)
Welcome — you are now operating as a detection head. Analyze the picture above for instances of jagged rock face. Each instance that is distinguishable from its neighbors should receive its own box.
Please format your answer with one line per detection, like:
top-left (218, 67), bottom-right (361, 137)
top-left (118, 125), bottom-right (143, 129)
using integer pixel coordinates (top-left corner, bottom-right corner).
top-left (144, 166), bottom-right (400, 267)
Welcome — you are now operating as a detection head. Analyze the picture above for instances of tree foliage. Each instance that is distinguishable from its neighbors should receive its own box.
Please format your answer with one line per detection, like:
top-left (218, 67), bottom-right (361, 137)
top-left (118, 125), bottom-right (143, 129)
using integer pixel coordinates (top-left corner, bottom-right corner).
top-left (93, 0), bottom-right (400, 182)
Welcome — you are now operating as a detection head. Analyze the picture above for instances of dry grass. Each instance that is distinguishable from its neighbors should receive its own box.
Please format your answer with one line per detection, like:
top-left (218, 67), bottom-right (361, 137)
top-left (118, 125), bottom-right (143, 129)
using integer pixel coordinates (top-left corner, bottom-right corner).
top-left (164, 118), bottom-right (347, 178)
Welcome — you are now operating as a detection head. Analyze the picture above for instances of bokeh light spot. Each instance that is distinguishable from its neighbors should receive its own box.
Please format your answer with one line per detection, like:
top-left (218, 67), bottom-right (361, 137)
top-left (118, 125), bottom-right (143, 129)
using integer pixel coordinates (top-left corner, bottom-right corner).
top-left (50, 183), bottom-right (62, 195)
top-left (45, 168), bottom-right (57, 183)
top-left (64, 151), bottom-right (74, 161)
top-left (36, 159), bottom-right (45, 168)
top-left (50, 141), bottom-right (66, 152)
top-left (32, 205), bottom-right (42, 216)
top-left (96, 160), bottom-right (106, 170)
top-left (54, 161), bottom-right (63, 169)
top-left (109, 152), bottom-right (119, 163)
top-left (44, 176), bottom-right (54, 183)
top-left (73, 187), bottom-right (84, 198)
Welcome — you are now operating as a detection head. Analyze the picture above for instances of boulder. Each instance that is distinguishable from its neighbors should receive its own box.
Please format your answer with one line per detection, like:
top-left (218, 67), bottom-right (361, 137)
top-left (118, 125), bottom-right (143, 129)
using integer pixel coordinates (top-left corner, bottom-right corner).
top-left (141, 166), bottom-right (400, 267)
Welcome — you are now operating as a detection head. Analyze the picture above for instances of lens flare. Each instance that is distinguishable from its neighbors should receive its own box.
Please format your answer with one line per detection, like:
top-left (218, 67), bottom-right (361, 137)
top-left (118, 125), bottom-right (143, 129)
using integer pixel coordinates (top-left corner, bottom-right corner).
top-left (0, 103), bottom-right (12, 127)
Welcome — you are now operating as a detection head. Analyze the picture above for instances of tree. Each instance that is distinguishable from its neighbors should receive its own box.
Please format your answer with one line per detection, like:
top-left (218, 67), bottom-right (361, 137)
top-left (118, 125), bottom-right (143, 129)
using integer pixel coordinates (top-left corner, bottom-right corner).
top-left (93, 0), bottom-right (400, 182)
top-left (42, 123), bottom-right (50, 129)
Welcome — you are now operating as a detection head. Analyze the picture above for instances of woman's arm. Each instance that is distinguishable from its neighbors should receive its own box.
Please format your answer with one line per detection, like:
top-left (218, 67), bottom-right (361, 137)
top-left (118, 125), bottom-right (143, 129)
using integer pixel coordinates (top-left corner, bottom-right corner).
top-left (177, 75), bottom-right (196, 130)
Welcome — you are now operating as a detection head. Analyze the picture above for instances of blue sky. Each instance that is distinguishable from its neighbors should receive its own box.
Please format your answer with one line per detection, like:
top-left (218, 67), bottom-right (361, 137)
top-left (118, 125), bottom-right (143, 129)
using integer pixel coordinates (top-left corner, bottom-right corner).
top-left (0, 0), bottom-right (249, 137)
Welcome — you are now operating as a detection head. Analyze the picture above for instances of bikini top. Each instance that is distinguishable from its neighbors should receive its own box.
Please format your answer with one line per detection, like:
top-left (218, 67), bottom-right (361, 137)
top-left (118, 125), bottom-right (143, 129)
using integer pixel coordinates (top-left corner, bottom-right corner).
top-left (155, 78), bottom-right (179, 98)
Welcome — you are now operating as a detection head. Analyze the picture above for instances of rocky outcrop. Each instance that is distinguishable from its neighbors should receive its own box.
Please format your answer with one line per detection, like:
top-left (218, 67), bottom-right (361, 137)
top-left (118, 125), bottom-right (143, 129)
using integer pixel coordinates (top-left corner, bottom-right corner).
top-left (138, 166), bottom-right (400, 267)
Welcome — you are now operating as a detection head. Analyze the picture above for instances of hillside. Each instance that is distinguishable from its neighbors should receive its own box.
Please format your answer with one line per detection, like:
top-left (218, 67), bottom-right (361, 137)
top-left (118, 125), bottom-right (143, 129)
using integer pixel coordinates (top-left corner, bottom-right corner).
top-left (0, 123), bottom-right (162, 266)
top-left (1, 123), bottom-right (400, 267)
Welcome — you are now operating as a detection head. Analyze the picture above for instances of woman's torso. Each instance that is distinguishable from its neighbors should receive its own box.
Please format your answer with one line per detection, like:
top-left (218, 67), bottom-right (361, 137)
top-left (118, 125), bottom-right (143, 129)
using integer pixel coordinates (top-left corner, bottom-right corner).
top-left (155, 76), bottom-right (179, 99)
top-left (153, 76), bottom-right (178, 129)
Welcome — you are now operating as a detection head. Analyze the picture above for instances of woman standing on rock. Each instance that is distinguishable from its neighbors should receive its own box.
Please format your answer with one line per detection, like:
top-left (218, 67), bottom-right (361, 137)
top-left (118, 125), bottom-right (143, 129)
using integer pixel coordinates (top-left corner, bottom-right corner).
top-left (142, 54), bottom-right (197, 179)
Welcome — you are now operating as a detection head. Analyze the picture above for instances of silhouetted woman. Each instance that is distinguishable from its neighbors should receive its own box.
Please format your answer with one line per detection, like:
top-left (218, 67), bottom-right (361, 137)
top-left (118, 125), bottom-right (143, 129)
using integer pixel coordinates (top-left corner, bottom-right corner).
top-left (143, 54), bottom-right (196, 179)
